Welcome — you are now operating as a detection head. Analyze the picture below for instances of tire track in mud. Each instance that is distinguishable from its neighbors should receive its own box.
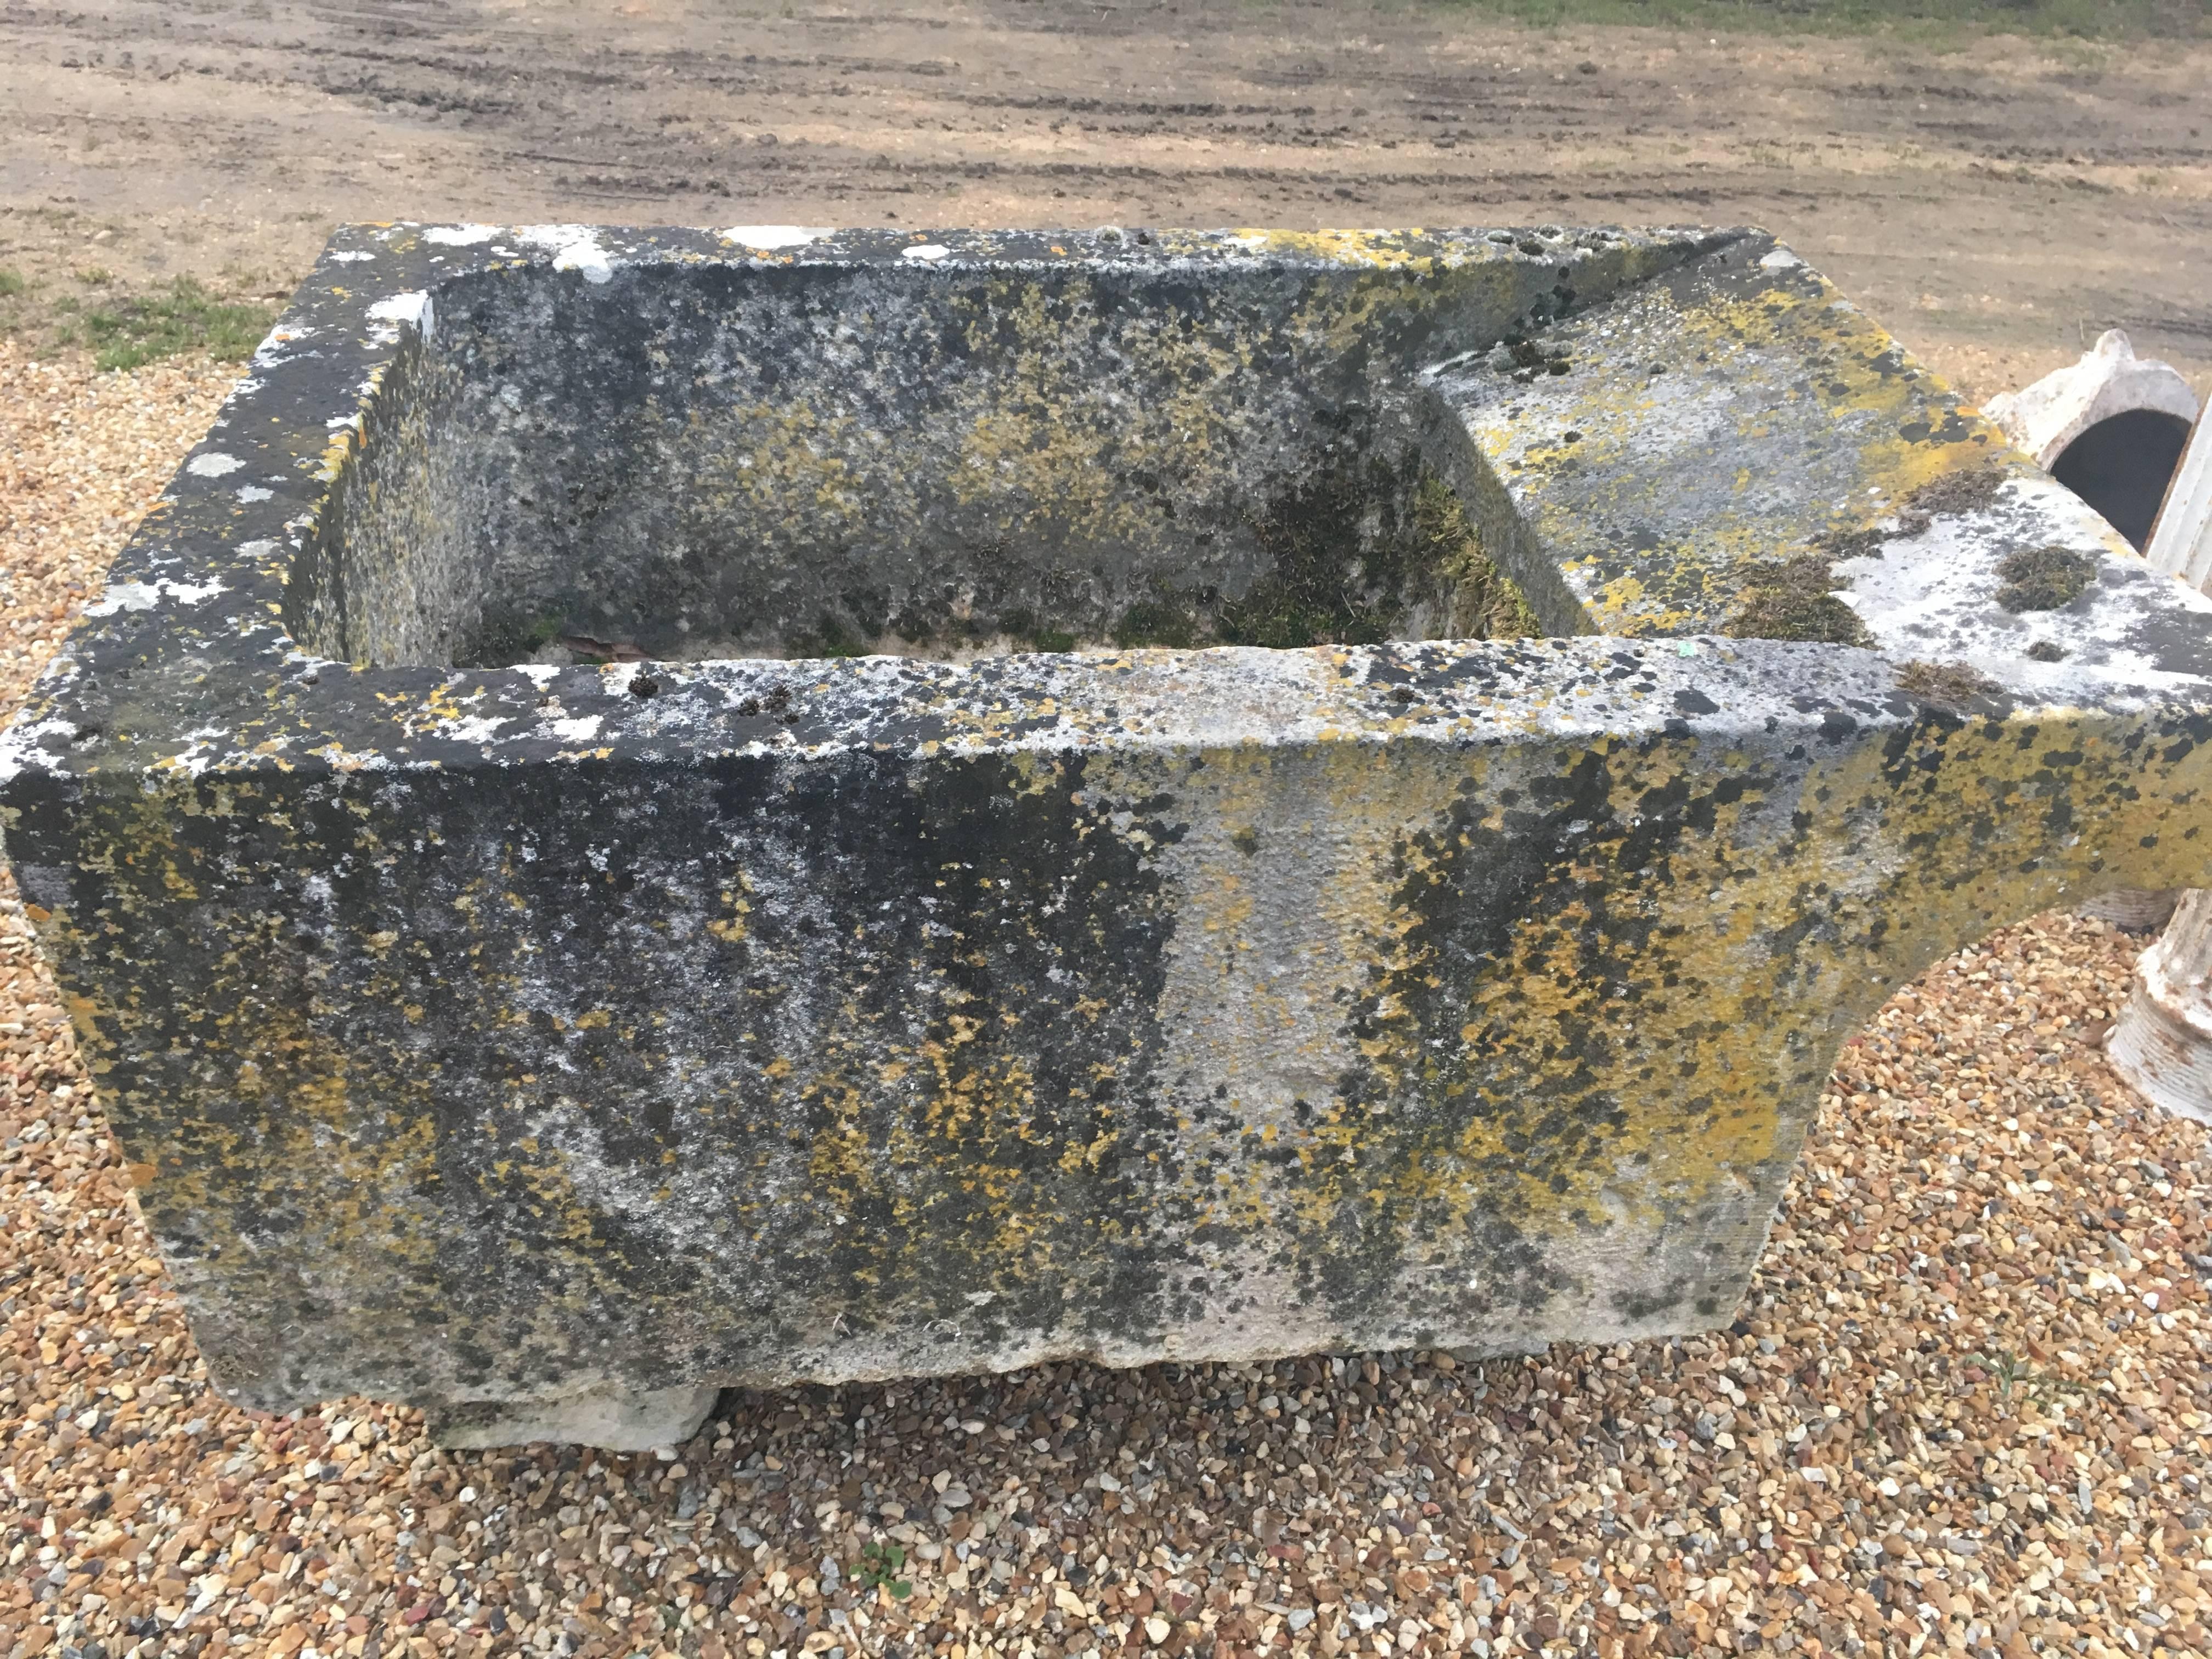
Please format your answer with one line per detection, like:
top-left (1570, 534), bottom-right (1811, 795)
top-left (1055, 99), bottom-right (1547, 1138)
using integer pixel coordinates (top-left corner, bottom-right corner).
top-left (1, 0), bottom-right (2208, 398)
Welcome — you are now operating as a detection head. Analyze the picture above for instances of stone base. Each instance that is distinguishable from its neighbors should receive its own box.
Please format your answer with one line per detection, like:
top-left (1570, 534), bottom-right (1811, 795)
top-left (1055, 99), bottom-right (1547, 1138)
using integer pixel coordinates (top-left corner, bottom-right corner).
top-left (2078, 888), bottom-right (2183, 932)
top-left (428, 1383), bottom-right (720, 1453)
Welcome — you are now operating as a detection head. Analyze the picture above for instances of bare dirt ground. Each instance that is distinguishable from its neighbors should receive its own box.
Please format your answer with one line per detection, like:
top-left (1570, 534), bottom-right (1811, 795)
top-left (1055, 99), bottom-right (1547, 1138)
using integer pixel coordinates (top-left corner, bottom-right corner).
top-left (2, 0), bottom-right (2210, 403)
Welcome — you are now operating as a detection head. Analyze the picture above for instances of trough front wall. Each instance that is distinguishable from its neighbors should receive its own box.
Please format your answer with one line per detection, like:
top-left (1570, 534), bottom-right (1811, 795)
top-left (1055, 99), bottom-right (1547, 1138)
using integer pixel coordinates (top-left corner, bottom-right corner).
top-left (14, 648), bottom-right (2212, 1417)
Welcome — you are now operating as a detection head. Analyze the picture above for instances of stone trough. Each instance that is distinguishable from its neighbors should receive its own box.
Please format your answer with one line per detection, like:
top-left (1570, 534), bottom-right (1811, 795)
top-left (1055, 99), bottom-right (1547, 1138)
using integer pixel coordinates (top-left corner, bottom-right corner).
top-left (7, 224), bottom-right (2212, 1451)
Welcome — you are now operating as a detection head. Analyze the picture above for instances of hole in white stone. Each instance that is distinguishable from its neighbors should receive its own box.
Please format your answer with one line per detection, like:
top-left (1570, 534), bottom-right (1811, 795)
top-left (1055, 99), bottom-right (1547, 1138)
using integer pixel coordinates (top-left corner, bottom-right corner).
top-left (2050, 409), bottom-right (2192, 552)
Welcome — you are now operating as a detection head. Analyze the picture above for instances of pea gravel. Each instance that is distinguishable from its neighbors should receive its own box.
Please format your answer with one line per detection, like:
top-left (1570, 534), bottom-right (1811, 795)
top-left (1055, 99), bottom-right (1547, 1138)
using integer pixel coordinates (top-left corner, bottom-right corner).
top-left (4, 347), bottom-right (2212, 1659)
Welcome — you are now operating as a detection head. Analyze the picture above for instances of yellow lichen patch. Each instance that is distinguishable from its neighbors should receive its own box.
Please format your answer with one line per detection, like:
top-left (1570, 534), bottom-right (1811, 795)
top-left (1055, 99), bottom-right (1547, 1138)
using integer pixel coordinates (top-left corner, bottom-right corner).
top-left (1308, 698), bottom-right (2212, 1265)
top-left (1227, 229), bottom-right (1434, 269)
top-left (1467, 256), bottom-right (2021, 639)
top-left (938, 276), bottom-right (1247, 543)
top-left (110, 959), bottom-right (444, 1318)
top-left (686, 397), bottom-right (870, 529)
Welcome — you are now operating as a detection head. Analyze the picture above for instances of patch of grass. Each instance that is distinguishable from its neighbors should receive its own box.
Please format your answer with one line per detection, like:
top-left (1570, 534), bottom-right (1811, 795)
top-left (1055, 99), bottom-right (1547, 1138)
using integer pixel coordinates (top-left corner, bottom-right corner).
top-left (70, 276), bottom-right (275, 373)
top-left (1418, 0), bottom-right (2205, 40)
top-left (1959, 1347), bottom-right (2090, 1407)
top-left (0, 268), bottom-right (24, 299)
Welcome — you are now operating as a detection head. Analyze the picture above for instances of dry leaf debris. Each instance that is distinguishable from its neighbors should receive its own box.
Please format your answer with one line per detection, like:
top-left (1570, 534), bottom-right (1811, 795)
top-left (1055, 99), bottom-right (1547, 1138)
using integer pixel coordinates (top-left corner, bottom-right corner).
top-left (2, 349), bottom-right (2210, 1659)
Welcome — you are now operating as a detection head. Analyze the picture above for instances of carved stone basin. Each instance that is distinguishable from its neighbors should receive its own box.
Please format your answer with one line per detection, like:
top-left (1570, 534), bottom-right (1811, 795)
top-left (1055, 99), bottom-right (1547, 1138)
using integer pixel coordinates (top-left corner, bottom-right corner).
top-left (4, 224), bottom-right (2208, 1448)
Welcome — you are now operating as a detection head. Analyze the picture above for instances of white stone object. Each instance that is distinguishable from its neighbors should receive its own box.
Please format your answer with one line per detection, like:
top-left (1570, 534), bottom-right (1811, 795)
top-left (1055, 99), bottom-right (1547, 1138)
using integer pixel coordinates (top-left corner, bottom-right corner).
top-left (2146, 409), bottom-right (2212, 589)
top-left (2109, 888), bottom-right (2212, 1122)
top-left (1982, 328), bottom-right (2198, 471)
top-left (1988, 336), bottom-right (2211, 1103)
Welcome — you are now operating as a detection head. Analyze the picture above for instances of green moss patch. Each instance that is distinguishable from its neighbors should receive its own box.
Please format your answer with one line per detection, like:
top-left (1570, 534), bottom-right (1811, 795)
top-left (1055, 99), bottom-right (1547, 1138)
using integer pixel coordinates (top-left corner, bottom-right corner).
top-left (1214, 462), bottom-right (1539, 650)
top-left (1723, 556), bottom-right (1871, 646)
top-left (1896, 659), bottom-right (2002, 707)
top-left (1995, 545), bottom-right (2099, 613)
top-left (1110, 596), bottom-right (1201, 650)
top-left (1417, 470), bottom-right (1541, 641)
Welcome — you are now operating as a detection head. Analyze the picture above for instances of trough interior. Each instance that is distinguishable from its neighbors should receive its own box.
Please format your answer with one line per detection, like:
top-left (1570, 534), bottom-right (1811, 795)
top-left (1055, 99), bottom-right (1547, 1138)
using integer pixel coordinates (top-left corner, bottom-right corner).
top-left (291, 260), bottom-right (1535, 668)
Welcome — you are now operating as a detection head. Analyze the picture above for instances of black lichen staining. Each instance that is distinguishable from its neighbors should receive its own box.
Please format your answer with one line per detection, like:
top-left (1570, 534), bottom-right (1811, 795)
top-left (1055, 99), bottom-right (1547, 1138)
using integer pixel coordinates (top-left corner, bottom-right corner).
top-left (737, 752), bottom-right (1187, 1347)
top-left (2027, 640), bottom-right (2068, 663)
top-left (1996, 545), bottom-right (2100, 613)
top-left (1723, 556), bottom-right (1872, 647)
top-left (1494, 333), bottom-right (1573, 383)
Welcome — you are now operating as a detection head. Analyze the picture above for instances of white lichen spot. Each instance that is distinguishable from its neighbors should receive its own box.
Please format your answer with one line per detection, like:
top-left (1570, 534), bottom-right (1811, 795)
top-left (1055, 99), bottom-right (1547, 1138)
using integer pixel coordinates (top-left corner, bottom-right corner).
top-left (424, 224), bottom-right (501, 247)
top-left (1758, 248), bottom-right (1804, 271)
top-left (309, 743), bottom-right (392, 774)
top-left (236, 485), bottom-right (274, 504)
top-left (366, 292), bottom-right (436, 342)
top-left (724, 225), bottom-right (825, 251)
top-left (546, 715), bottom-right (603, 745)
top-left (186, 453), bottom-right (246, 479)
top-left (902, 244), bottom-right (952, 262)
top-left (514, 664), bottom-right (561, 690)
top-left (519, 225), bottom-right (615, 284)
top-left (1838, 472), bottom-right (2212, 699)
top-left (328, 250), bottom-right (376, 264)
top-left (442, 715), bottom-right (509, 745)
top-left (252, 324), bottom-right (308, 369)
top-left (0, 719), bottom-right (78, 783)
top-left (161, 740), bottom-right (223, 777)
top-left (86, 577), bottom-right (229, 616)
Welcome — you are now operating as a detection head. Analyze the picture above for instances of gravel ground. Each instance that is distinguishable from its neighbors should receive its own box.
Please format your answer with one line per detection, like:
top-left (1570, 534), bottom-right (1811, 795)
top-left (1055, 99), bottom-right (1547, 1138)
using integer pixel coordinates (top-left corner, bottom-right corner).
top-left (4, 349), bottom-right (2212, 1659)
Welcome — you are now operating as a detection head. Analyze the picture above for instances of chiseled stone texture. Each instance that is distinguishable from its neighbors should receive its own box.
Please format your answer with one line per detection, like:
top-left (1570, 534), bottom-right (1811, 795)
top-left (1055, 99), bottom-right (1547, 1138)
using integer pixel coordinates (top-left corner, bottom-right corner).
top-left (4, 224), bottom-right (2212, 1445)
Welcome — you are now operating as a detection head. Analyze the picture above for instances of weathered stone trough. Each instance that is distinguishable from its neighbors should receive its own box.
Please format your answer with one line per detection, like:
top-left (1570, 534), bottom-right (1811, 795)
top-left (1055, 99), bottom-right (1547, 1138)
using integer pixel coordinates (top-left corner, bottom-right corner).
top-left (7, 224), bottom-right (2212, 1449)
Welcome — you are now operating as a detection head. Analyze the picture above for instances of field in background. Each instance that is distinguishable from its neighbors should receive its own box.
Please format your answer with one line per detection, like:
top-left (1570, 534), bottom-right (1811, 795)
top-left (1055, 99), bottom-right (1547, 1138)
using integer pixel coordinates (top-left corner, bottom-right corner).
top-left (1423, 0), bottom-right (2207, 42)
top-left (0, 0), bottom-right (2208, 407)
